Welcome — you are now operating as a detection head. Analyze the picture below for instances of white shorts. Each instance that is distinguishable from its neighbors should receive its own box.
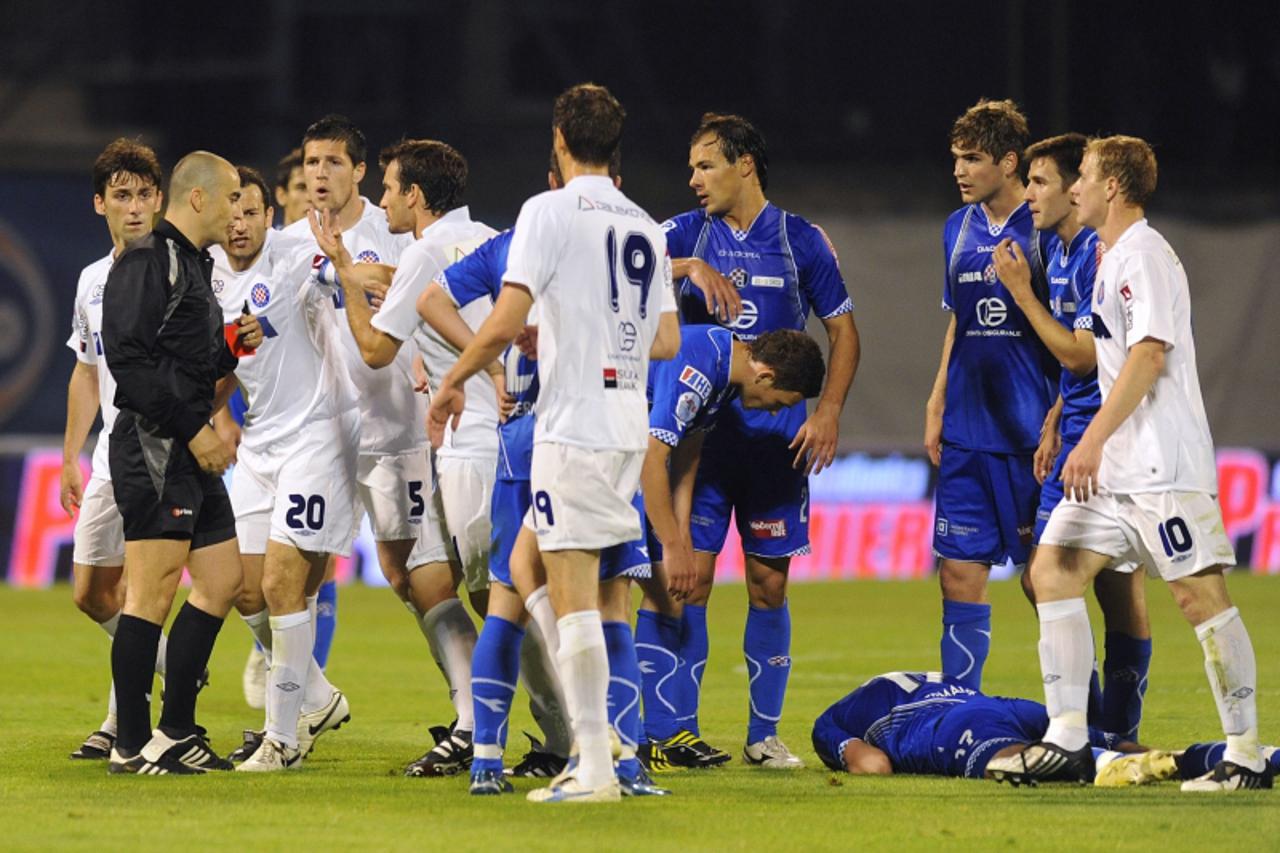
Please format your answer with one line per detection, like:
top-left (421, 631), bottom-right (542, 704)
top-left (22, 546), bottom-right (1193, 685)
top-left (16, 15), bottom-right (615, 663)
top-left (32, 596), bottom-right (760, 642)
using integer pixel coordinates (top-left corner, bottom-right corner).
top-left (1040, 489), bottom-right (1236, 582)
top-left (357, 448), bottom-right (431, 542)
top-left (231, 414), bottom-right (359, 556)
top-left (524, 443), bottom-right (644, 552)
top-left (438, 454), bottom-right (496, 593)
top-left (72, 476), bottom-right (125, 567)
top-left (407, 462), bottom-right (454, 571)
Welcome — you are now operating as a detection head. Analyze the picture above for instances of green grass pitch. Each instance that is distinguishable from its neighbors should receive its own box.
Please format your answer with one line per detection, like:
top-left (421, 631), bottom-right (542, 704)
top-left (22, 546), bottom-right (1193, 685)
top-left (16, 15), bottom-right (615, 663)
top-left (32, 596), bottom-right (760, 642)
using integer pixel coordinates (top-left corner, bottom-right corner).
top-left (2, 575), bottom-right (1278, 851)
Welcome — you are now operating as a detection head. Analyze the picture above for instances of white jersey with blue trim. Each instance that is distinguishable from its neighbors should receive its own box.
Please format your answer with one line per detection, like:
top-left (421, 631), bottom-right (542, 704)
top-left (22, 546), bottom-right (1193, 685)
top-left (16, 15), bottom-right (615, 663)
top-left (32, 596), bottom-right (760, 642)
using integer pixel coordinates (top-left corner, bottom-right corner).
top-left (66, 252), bottom-right (118, 479)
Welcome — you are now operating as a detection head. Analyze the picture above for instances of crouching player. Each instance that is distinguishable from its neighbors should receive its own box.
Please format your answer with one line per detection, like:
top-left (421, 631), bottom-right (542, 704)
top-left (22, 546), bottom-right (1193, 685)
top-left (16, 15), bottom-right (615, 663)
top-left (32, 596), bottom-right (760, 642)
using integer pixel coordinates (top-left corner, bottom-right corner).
top-left (812, 671), bottom-right (1280, 787)
top-left (639, 326), bottom-right (825, 768)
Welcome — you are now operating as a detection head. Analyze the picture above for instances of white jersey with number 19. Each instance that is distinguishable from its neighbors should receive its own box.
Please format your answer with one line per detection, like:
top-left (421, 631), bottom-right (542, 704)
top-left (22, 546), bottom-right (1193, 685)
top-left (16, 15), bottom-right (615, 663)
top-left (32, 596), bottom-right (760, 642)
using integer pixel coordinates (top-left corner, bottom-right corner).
top-left (503, 175), bottom-right (675, 453)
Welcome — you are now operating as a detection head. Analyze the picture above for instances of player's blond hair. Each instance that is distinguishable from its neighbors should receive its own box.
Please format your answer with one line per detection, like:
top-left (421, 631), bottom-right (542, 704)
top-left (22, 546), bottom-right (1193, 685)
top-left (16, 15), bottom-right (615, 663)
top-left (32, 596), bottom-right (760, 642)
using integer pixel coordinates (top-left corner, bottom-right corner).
top-left (1086, 135), bottom-right (1158, 207)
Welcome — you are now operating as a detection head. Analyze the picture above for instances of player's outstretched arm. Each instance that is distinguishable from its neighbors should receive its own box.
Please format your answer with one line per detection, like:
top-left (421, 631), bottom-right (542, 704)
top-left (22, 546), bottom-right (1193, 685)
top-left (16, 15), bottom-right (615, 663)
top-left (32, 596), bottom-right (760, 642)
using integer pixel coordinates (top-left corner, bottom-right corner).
top-left (1061, 338), bottom-right (1165, 501)
top-left (791, 312), bottom-right (860, 476)
top-left (993, 238), bottom-right (1096, 376)
top-left (650, 311), bottom-right (681, 361)
top-left (60, 362), bottom-right (100, 517)
top-left (924, 315), bottom-right (956, 467)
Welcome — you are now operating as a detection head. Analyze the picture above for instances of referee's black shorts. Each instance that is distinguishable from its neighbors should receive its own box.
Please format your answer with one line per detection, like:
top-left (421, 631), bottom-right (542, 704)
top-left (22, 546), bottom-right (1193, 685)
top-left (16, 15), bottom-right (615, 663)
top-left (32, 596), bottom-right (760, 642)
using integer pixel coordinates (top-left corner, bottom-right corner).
top-left (109, 412), bottom-right (236, 549)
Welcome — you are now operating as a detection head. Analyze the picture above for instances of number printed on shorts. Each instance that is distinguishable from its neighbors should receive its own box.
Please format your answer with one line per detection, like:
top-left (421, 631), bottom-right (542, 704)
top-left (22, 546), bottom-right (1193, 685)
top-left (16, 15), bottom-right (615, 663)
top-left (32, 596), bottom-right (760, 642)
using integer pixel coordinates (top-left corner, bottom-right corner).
top-left (407, 480), bottom-right (425, 519)
top-left (285, 494), bottom-right (326, 531)
top-left (1157, 516), bottom-right (1193, 558)
top-left (605, 227), bottom-right (655, 318)
top-left (533, 489), bottom-right (555, 527)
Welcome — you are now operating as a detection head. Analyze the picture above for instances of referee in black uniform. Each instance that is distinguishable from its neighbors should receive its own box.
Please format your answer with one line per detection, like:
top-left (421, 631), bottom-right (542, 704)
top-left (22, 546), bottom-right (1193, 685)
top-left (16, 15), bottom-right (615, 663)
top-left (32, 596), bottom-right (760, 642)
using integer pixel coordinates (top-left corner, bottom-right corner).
top-left (102, 151), bottom-right (262, 774)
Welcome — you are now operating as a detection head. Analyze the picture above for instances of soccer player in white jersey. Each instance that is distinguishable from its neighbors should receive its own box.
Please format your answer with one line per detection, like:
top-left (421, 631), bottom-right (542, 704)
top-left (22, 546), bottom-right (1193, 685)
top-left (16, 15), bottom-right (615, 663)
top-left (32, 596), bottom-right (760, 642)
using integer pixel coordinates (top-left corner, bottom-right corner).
top-left (308, 138), bottom-right (500, 776)
top-left (61, 139), bottom-right (168, 761)
top-left (198, 167), bottom-right (356, 771)
top-left (430, 83), bottom-right (681, 803)
top-left (987, 136), bottom-right (1271, 792)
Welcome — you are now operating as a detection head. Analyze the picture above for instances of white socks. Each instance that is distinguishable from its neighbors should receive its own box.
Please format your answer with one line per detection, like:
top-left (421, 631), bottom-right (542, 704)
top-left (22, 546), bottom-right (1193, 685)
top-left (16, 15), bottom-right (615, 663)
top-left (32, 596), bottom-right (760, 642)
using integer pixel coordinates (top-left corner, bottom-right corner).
top-left (556, 610), bottom-right (611, 788)
top-left (521, 618), bottom-right (572, 757)
top-left (419, 599), bottom-right (478, 732)
top-left (525, 587), bottom-right (560, 669)
top-left (1037, 598), bottom-right (1092, 751)
top-left (1196, 607), bottom-right (1263, 770)
top-left (266, 610), bottom-right (311, 749)
top-left (301, 608), bottom-right (337, 715)
top-left (242, 609), bottom-right (273, 660)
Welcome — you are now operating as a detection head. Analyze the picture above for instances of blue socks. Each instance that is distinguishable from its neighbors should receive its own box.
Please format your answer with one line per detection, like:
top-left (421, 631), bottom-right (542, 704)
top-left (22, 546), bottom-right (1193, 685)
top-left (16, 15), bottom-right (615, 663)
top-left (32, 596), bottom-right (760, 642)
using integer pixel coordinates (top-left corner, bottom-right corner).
top-left (471, 615), bottom-right (523, 775)
top-left (676, 604), bottom-right (709, 736)
top-left (312, 580), bottom-right (338, 669)
top-left (635, 609), bottom-right (682, 741)
top-left (744, 603), bottom-right (791, 744)
top-left (604, 621), bottom-right (643, 781)
top-left (941, 599), bottom-right (991, 690)
top-left (1179, 743), bottom-right (1280, 778)
top-left (1101, 631), bottom-right (1152, 741)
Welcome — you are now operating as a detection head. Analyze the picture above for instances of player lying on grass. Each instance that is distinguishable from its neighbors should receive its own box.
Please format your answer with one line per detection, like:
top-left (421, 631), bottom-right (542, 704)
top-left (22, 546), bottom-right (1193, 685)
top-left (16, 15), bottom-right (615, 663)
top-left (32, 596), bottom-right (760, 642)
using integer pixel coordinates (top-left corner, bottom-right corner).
top-left (812, 671), bottom-right (1280, 787)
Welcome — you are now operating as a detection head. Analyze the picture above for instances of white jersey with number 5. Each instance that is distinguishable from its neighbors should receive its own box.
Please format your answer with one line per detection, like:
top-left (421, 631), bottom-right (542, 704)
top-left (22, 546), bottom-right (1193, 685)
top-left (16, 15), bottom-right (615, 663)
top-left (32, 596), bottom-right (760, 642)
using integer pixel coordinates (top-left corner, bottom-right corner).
top-left (1091, 219), bottom-right (1217, 495)
top-left (503, 175), bottom-right (676, 452)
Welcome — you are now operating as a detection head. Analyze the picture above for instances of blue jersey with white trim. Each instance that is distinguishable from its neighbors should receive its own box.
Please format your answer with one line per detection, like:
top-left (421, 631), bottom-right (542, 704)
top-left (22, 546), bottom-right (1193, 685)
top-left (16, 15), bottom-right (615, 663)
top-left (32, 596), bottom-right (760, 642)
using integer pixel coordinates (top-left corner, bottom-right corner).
top-left (941, 203), bottom-right (1057, 452)
top-left (1045, 228), bottom-right (1102, 445)
top-left (647, 324), bottom-right (737, 447)
top-left (437, 230), bottom-right (537, 481)
top-left (663, 202), bottom-right (850, 440)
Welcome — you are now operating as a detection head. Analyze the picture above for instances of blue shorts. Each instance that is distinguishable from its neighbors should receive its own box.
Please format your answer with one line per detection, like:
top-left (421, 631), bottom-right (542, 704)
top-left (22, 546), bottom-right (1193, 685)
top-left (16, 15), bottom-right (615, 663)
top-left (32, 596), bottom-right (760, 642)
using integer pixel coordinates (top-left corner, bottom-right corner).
top-left (488, 479), bottom-right (649, 587)
top-left (1033, 441), bottom-right (1074, 544)
top-left (689, 402), bottom-right (809, 560)
top-left (933, 445), bottom-right (1039, 567)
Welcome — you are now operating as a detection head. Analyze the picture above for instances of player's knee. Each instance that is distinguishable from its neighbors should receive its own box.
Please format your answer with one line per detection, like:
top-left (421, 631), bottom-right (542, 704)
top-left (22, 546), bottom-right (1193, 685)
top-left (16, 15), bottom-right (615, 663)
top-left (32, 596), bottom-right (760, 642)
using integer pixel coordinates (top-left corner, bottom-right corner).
top-left (1019, 565), bottom-right (1037, 606)
top-left (73, 582), bottom-right (119, 623)
top-left (939, 561), bottom-right (986, 602)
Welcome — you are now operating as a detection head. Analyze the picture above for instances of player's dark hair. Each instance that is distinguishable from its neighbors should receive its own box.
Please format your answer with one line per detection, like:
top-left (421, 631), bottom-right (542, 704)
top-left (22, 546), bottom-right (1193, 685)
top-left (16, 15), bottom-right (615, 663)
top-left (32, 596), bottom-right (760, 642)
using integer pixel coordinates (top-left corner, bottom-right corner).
top-left (552, 83), bottom-right (625, 167)
top-left (548, 145), bottom-right (620, 187)
top-left (275, 148), bottom-right (302, 190)
top-left (1087, 135), bottom-right (1158, 207)
top-left (748, 330), bottom-right (825, 398)
top-left (691, 113), bottom-right (769, 191)
top-left (949, 99), bottom-right (1029, 172)
top-left (379, 139), bottom-right (467, 215)
top-left (302, 114), bottom-right (367, 166)
top-left (235, 166), bottom-right (272, 211)
top-left (1025, 133), bottom-right (1088, 188)
top-left (92, 137), bottom-right (163, 198)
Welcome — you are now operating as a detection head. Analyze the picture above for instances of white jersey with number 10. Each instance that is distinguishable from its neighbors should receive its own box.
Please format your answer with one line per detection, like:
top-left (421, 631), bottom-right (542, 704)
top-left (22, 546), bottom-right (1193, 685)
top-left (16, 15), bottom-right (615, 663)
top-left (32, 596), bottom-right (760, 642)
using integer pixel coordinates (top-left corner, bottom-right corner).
top-left (503, 175), bottom-right (675, 453)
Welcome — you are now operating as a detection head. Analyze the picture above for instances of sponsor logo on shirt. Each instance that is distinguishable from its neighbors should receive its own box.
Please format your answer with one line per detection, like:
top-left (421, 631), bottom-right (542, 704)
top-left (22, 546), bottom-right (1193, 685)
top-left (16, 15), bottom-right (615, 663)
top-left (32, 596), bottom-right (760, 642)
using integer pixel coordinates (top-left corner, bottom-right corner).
top-left (936, 518), bottom-right (948, 535)
top-left (578, 196), bottom-right (650, 220)
top-left (170, 506), bottom-right (194, 518)
top-left (751, 275), bottom-right (784, 289)
top-left (618, 321), bottom-right (638, 352)
top-left (750, 518), bottom-right (788, 538)
top-left (90, 281), bottom-right (106, 305)
top-left (603, 367), bottom-right (618, 389)
top-left (251, 282), bottom-right (271, 308)
top-left (727, 299), bottom-right (758, 332)
top-left (957, 271), bottom-right (984, 284)
top-left (679, 365), bottom-right (712, 399)
top-left (211, 277), bottom-right (224, 295)
top-left (1120, 283), bottom-right (1133, 302)
top-left (716, 248), bottom-right (761, 260)
top-left (975, 297), bottom-right (1007, 327)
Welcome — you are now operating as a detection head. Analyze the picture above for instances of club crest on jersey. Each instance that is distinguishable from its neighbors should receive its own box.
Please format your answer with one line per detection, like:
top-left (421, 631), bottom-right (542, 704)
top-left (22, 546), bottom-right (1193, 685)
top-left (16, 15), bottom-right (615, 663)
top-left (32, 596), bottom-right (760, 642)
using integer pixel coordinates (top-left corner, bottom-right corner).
top-left (982, 263), bottom-right (997, 284)
top-left (90, 281), bottom-right (106, 305)
top-left (356, 249), bottom-right (380, 264)
top-left (729, 267), bottom-right (747, 288)
top-left (679, 365), bottom-right (712, 399)
top-left (675, 391), bottom-right (701, 425)
top-left (251, 282), bottom-right (271, 308)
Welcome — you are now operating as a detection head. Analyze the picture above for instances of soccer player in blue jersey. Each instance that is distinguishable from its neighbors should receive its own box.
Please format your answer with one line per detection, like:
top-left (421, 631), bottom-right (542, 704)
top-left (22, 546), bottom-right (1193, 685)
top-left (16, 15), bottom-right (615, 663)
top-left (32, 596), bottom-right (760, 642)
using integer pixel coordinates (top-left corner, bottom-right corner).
top-left (992, 133), bottom-right (1152, 742)
top-left (812, 671), bottom-right (1280, 786)
top-left (923, 100), bottom-right (1056, 692)
top-left (657, 113), bottom-right (860, 769)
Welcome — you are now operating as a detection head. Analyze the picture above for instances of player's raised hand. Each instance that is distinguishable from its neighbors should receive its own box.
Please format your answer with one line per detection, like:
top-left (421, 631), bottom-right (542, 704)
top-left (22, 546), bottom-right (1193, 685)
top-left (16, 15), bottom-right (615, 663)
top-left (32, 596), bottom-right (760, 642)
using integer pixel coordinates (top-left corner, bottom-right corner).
top-left (59, 459), bottom-right (84, 518)
top-left (306, 208), bottom-right (351, 266)
top-left (1061, 437), bottom-right (1103, 502)
top-left (790, 407), bottom-right (839, 476)
top-left (992, 237), bottom-right (1032, 300)
top-left (427, 377), bottom-right (465, 449)
top-left (685, 258), bottom-right (742, 323)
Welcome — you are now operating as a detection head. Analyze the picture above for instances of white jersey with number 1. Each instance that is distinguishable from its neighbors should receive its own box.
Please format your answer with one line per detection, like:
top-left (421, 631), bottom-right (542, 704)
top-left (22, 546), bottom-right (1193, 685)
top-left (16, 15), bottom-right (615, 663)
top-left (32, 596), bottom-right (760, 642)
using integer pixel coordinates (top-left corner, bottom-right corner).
top-left (503, 174), bottom-right (676, 452)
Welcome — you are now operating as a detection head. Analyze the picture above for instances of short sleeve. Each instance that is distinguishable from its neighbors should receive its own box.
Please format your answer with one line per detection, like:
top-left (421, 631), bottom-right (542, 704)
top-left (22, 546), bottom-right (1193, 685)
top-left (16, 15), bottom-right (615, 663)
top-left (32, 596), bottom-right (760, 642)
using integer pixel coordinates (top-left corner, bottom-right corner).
top-left (503, 195), bottom-right (562, 299)
top-left (1073, 239), bottom-right (1098, 332)
top-left (660, 210), bottom-right (703, 259)
top-left (658, 250), bottom-right (677, 314)
top-left (438, 234), bottom-right (505, 308)
top-left (1120, 251), bottom-right (1177, 350)
top-left (792, 218), bottom-right (852, 319)
top-left (371, 244), bottom-right (437, 343)
top-left (67, 279), bottom-right (95, 363)
top-left (648, 359), bottom-right (701, 447)
top-left (941, 220), bottom-right (958, 312)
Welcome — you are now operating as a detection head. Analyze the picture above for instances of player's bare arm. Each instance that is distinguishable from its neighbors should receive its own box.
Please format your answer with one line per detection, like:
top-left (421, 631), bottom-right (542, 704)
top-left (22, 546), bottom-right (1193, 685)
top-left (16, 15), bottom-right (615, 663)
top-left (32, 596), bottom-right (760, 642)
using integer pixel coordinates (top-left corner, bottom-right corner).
top-left (642, 435), bottom-right (698, 600)
top-left (1035, 396), bottom-right (1064, 485)
top-left (428, 282), bottom-right (531, 448)
top-left (791, 311), bottom-right (859, 476)
top-left (417, 280), bottom-right (479, 352)
top-left (993, 238), bottom-right (1096, 376)
top-left (924, 315), bottom-right (955, 467)
top-left (1062, 338), bottom-right (1166, 501)
top-left (60, 361), bottom-right (100, 516)
top-left (672, 256), bottom-right (742, 323)
top-left (842, 739), bottom-right (893, 775)
top-left (650, 311), bottom-right (681, 361)
top-left (307, 208), bottom-right (402, 367)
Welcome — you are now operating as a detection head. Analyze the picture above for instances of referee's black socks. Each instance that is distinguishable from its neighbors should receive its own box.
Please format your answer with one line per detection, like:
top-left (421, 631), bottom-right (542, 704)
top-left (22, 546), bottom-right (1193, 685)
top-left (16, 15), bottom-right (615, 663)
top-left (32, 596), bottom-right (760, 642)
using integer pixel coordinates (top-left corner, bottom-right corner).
top-left (158, 601), bottom-right (224, 737)
top-left (111, 615), bottom-right (162, 754)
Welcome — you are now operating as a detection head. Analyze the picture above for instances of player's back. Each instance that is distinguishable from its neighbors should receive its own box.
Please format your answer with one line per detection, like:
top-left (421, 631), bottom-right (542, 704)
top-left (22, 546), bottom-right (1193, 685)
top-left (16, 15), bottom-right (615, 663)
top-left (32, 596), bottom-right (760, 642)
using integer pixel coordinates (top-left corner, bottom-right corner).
top-left (1092, 219), bottom-right (1216, 493)
top-left (646, 324), bottom-right (737, 446)
top-left (942, 202), bottom-right (1057, 453)
top-left (507, 176), bottom-right (671, 452)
